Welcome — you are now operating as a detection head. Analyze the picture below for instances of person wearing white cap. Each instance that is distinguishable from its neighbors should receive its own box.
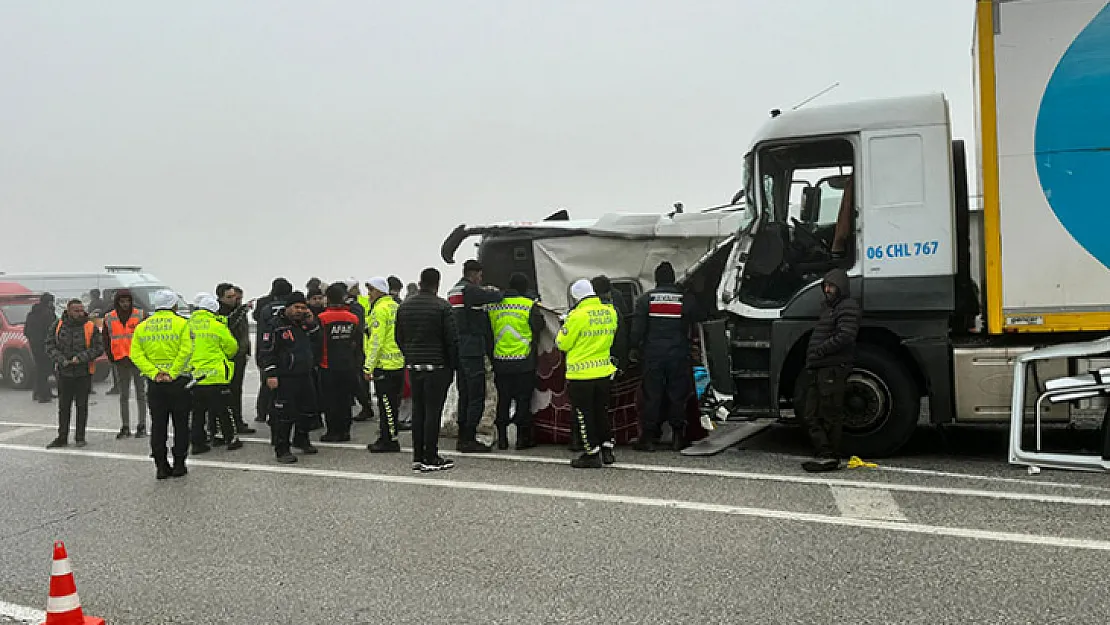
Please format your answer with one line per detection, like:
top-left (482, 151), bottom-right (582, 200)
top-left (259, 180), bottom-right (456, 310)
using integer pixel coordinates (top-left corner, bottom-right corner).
top-left (130, 289), bottom-right (195, 479)
top-left (364, 276), bottom-right (406, 453)
top-left (556, 279), bottom-right (619, 469)
top-left (186, 293), bottom-right (243, 455)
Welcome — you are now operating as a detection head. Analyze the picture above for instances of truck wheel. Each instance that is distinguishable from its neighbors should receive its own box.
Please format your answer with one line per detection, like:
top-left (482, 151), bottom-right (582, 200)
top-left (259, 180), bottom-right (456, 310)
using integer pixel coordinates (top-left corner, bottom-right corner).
top-left (793, 344), bottom-right (920, 458)
top-left (4, 351), bottom-right (32, 390)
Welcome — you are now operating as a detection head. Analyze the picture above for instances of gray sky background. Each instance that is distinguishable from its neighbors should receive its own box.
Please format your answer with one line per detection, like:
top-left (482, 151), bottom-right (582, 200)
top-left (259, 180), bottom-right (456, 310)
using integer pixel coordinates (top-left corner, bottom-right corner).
top-left (1, 0), bottom-right (976, 302)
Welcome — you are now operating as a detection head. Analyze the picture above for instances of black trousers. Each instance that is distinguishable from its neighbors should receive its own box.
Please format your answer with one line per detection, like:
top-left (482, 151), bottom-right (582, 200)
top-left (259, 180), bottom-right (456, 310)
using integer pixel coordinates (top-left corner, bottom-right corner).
top-left (802, 364), bottom-right (850, 459)
top-left (640, 358), bottom-right (693, 439)
top-left (148, 379), bottom-right (191, 464)
top-left (375, 369), bottom-right (405, 442)
top-left (271, 376), bottom-right (314, 455)
top-left (494, 371), bottom-right (534, 428)
top-left (230, 356), bottom-right (247, 425)
top-left (456, 356), bottom-right (485, 441)
top-left (32, 345), bottom-right (52, 400)
top-left (568, 377), bottom-right (611, 453)
top-left (320, 368), bottom-right (359, 437)
top-left (256, 382), bottom-right (271, 422)
top-left (191, 385), bottom-right (237, 444)
top-left (57, 375), bottom-right (92, 442)
top-left (410, 368), bottom-right (452, 464)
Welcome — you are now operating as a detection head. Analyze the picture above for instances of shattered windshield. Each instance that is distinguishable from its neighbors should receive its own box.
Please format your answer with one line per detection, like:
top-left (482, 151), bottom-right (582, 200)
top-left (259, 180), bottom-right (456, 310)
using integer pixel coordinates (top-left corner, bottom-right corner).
top-left (741, 152), bottom-right (757, 229)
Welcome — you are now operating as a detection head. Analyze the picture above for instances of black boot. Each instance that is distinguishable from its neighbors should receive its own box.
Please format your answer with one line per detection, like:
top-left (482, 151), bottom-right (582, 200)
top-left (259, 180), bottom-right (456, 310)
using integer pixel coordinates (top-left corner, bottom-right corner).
top-left (155, 460), bottom-right (171, 480)
top-left (367, 438), bottom-right (401, 453)
top-left (802, 457), bottom-right (840, 473)
top-left (515, 426), bottom-right (537, 451)
top-left (671, 429), bottom-right (688, 452)
top-left (457, 439), bottom-right (492, 453)
top-left (497, 426), bottom-right (509, 451)
top-left (571, 452), bottom-right (603, 469)
top-left (170, 458), bottom-right (188, 478)
top-left (601, 445), bottom-right (616, 465)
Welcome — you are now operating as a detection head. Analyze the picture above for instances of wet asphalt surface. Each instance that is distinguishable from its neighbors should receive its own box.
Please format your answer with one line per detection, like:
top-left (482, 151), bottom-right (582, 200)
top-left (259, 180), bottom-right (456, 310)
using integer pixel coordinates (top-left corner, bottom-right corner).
top-left (1, 368), bottom-right (1110, 624)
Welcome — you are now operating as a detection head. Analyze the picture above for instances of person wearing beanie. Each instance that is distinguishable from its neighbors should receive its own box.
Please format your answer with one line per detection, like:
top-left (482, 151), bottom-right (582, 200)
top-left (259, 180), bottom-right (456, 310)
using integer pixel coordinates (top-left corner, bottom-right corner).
top-left (557, 279), bottom-right (619, 468)
top-left (129, 289), bottom-right (195, 479)
top-left (24, 292), bottom-right (58, 403)
top-left (217, 283), bottom-right (256, 436)
top-left (316, 282), bottom-right (363, 443)
top-left (251, 278), bottom-right (294, 424)
top-left (43, 299), bottom-right (104, 450)
top-left (258, 290), bottom-right (321, 463)
top-left (103, 288), bottom-right (148, 438)
top-left (447, 259), bottom-right (503, 453)
top-left (487, 272), bottom-right (544, 450)
top-left (187, 293), bottom-right (242, 455)
top-left (630, 261), bottom-right (706, 452)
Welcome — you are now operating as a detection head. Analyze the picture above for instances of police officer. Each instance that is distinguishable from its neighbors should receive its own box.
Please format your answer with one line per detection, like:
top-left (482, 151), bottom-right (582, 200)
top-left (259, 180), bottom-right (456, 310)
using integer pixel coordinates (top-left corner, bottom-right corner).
top-left (488, 273), bottom-right (544, 450)
top-left (365, 277), bottom-right (406, 453)
top-left (630, 261), bottom-right (706, 452)
top-left (259, 291), bottom-right (320, 464)
top-left (130, 290), bottom-right (195, 479)
top-left (448, 259), bottom-right (503, 453)
top-left (317, 282), bottom-right (363, 443)
top-left (557, 279), bottom-right (619, 468)
top-left (187, 293), bottom-right (242, 454)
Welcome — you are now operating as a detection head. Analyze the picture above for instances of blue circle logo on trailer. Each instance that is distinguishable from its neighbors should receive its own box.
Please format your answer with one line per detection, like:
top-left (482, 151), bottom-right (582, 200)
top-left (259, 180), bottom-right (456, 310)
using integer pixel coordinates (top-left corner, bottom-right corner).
top-left (1035, 5), bottom-right (1110, 270)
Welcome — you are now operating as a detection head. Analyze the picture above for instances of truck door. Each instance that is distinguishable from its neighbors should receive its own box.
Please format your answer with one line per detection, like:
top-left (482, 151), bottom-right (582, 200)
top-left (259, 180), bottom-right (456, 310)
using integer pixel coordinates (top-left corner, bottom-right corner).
top-left (859, 126), bottom-right (957, 311)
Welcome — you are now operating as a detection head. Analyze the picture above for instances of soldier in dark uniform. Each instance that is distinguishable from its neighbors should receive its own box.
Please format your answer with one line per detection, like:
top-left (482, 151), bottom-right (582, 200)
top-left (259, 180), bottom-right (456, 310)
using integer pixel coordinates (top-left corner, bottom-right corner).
top-left (447, 259), bottom-right (503, 453)
top-left (259, 292), bottom-right (321, 464)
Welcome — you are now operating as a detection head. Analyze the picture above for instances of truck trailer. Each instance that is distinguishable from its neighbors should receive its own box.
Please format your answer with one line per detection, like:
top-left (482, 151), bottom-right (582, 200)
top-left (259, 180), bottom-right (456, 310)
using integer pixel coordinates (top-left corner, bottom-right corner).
top-left (690, 0), bottom-right (1110, 456)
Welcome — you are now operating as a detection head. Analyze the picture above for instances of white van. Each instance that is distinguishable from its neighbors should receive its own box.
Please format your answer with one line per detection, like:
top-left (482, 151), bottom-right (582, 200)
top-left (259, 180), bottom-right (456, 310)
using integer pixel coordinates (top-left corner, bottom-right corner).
top-left (0, 266), bottom-right (188, 317)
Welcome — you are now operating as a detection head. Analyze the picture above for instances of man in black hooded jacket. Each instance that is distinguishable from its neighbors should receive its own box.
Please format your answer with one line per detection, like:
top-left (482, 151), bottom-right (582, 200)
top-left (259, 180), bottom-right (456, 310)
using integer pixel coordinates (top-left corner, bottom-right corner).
top-left (801, 268), bottom-right (861, 472)
top-left (217, 283), bottom-right (256, 435)
top-left (253, 278), bottom-right (293, 423)
top-left (24, 293), bottom-right (57, 403)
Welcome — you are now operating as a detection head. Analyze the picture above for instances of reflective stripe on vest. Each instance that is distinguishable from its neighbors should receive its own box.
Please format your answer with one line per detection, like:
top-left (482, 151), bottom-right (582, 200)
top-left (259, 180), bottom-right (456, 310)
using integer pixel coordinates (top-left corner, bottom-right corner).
top-left (488, 297), bottom-right (533, 361)
top-left (105, 308), bottom-right (143, 360)
top-left (447, 283), bottom-right (465, 309)
top-left (648, 292), bottom-right (683, 318)
top-left (561, 299), bottom-right (617, 380)
top-left (56, 320), bottom-right (97, 374)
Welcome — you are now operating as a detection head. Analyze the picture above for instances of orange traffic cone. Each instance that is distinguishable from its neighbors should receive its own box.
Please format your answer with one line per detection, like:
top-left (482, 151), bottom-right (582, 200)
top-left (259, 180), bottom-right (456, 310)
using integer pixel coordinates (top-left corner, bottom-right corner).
top-left (40, 541), bottom-right (105, 625)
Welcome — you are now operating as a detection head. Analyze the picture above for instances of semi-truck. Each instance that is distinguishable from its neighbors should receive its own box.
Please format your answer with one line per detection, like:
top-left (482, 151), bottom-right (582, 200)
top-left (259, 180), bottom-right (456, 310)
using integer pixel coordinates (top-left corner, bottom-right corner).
top-left (692, 0), bottom-right (1110, 456)
top-left (447, 0), bottom-right (1110, 456)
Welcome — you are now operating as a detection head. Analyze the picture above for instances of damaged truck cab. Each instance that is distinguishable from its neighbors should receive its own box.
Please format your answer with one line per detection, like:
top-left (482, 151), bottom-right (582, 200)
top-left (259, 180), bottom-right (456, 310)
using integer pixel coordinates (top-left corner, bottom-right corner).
top-left (702, 94), bottom-right (971, 456)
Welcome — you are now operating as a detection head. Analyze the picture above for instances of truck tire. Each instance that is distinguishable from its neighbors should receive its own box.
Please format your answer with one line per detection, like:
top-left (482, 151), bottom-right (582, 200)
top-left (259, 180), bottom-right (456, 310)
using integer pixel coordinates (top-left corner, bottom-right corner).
top-left (793, 343), bottom-right (920, 458)
top-left (4, 351), bottom-right (32, 390)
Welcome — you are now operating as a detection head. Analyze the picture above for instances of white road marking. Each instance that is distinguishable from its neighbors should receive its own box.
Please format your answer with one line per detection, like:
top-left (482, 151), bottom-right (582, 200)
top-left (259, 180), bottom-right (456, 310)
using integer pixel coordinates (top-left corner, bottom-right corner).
top-left (1, 420), bottom-right (1110, 509)
top-left (2, 443), bottom-right (1110, 553)
top-left (831, 486), bottom-right (908, 521)
top-left (0, 600), bottom-right (45, 623)
top-left (0, 428), bottom-right (35, 442)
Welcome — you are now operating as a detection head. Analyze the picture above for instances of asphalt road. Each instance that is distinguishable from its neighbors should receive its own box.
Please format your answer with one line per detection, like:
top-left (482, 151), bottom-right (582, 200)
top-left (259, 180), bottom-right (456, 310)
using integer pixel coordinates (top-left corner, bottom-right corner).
top-left (1, 371), bottom-right (1110, 624)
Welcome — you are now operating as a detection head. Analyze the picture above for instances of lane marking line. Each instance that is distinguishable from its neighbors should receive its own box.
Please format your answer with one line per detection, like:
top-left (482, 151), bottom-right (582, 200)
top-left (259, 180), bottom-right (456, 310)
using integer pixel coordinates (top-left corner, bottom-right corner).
top-left (0, 599), bottom-right (45, 623)
top-left (0, 428), bottom-right (35, 442)
top-left (2, 420), bottom-right (1110, 508)
top-left (831, 486), bottom-right (908, 521)
top-left (3, 443), bottom-right (1110, 553)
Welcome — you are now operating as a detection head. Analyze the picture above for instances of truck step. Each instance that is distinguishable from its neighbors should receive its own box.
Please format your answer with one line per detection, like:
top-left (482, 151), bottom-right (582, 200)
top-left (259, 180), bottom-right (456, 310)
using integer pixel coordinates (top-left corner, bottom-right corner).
top-left (731, 340), bottom-right (771, 349)
top-left (733, 370), bottom-right (770, 379)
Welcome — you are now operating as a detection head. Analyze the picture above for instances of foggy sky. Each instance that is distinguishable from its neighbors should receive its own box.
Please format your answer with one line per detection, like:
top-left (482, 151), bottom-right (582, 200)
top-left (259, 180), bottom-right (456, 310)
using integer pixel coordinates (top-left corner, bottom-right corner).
top-left (1, 0), bottom-right (975, 301)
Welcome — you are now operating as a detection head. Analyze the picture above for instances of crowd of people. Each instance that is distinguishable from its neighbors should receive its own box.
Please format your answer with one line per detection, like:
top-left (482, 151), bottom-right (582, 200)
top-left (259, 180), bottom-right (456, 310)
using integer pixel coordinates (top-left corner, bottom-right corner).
top-left (22, 257), bottom-right (861, 478)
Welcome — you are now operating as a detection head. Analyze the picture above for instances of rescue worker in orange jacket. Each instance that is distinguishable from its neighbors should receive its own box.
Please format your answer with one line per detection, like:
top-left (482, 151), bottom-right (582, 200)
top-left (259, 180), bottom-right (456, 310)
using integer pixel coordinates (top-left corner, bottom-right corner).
top-left (103, 289), bottom-right (147, 439)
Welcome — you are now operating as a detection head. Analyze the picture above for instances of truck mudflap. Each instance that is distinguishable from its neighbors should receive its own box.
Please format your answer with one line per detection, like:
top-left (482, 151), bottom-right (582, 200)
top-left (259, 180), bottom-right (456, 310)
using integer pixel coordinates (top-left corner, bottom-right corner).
top-left (1009, 336), bottom-right (1110, 472)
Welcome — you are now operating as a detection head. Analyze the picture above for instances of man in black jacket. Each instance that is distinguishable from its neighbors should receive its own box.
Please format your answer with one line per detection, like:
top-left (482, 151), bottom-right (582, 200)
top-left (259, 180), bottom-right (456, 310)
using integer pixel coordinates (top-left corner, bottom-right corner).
top-left (24, 293), bottom-right (57, 403)
top-left (801, 268), bottom-right (861, 473)
top-left (253, 278), bottom-right (293, 423)
top-left (44, 300), bottom-right (104, 448)
top-left (630, 261), bottom-right (706, 452)
top-left (259, 291), bottom-right (320, 463)
top-left (217, 284), bottom-right (256, 435)
top-left (448, 259), bottom-right (503, 453)
top-left (396, 268), bottom-right (458, 473)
